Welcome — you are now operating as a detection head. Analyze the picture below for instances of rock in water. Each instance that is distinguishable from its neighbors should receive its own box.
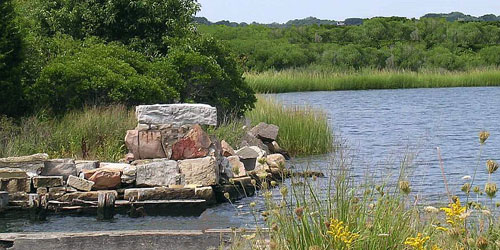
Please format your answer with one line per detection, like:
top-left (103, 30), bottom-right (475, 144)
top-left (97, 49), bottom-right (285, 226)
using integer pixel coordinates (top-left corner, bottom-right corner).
top-left (136, 104), bottom-right (217, 127)
top-left (42, 159), bottom-right (77, 181)
top-left (249, 122), bottom-right (279, 141)
top-left (88, 169), bottom-right (121, 190)
top-left (178, 156), bottom-right (219, 186)
top-left (171, 125), bottom-right (212, 160)
top-left (135, 159), bottom-right (180, 187)
top-left (67, 175), bottom-right (94, 192)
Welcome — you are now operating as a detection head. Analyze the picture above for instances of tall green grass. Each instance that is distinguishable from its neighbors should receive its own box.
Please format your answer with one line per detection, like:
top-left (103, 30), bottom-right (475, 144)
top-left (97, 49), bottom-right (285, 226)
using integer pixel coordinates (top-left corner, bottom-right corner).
top-left (0, 105), bottom-right (136, 161)
top-left (246, 68), bottom-right (500, 93)
top-left (246, 97), bottom-right (334, 156)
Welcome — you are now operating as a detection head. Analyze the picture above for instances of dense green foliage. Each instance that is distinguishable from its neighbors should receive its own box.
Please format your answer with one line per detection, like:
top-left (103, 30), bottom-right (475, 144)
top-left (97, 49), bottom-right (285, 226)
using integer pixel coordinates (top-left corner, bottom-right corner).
top-left (1, 0), bottom-right (256, 119)
top-left (0, 0), bottom-right (24, 117)
top-left (198, 17), bottom-right (500, 72)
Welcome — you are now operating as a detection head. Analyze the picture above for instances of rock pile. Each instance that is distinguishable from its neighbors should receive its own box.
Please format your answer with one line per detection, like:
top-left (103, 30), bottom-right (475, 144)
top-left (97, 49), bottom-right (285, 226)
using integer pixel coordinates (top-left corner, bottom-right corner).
top-left (0, 104), bottom-right (289, 215)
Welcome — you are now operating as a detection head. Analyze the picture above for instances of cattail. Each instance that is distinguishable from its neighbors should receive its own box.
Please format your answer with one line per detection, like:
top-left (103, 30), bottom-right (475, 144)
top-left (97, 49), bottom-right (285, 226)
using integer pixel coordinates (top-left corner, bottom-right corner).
top-left (487, 160), bottom-right (499, 174)
top-left (479, 131), bottom-right (490, 144)
top-left (399, 180), bottom-right (411, 195)
top-left (485, 183), bottom-right (497, 198)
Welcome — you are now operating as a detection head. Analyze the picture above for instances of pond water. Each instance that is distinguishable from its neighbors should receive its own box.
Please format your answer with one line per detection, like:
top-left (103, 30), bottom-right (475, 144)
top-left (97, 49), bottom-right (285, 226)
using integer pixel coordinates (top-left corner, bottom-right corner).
top-left (1, 87), bottom-right (499, 233)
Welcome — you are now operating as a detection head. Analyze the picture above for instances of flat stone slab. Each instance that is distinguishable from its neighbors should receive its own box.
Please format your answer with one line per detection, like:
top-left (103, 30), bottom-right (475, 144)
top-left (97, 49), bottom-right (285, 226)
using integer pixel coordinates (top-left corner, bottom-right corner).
top-left (57, 191), bottom-right (118, 202)
top-left (0, 153), bottom-right (48, 177)
top-left (136, 104), bottom-right (217, 126)
top-left (123, 187), bottom-right (195, 201)
top-left (67, 175), bottom-right (94, 192)
top-left (42, 159), bottom-right (77, 181)
top-left (0, 177), bottom-right (31, 193)
top-left (0, 169), bottom-right (28, 179)
top-left (32, 176), bottom-right (63, 188)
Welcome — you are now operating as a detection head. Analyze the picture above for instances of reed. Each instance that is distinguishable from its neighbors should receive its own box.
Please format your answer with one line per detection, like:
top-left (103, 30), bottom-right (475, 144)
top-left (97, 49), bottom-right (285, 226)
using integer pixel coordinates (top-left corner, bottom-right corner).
top-left (246, 68), bottom-right (500, 93)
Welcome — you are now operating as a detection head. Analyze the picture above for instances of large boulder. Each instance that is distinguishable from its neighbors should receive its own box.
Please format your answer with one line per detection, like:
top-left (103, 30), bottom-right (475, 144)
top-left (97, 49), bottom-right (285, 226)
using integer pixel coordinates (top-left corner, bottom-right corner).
top-left (42, 159), bottom-right (77, 181)
top-left (125, 130), bottom-right (166, 160)
top-left (267, 154), bottom-right (286, 168)
top-left (136, 104), bottom-right (217, 127)
top-left (171, 125), bottom-right (212, 160)
top-left (32, 176), bottom-right (63, 188)
top-left (136, 159), bottom-right (180, 187)
top-left (0, 153), bottom-right (48, 177)
top-left (227, 156), bottom-right (246, 178)
top-left (250, 122), bottom-right (279, 142)
top-left (239, 132), bottom-right (269, 154)
top-left (123, 187), bottom-right (195, 201)
top-left (221, 140), bottom-right (235, 157)
top-left (160, 126), bottom-right (191, 159)
top-left (88, 169), bottom-right (121, 190)
top-left (178, 156), bottom-right (219, 186)
top-left (67, 175), bottom-right (94, 192)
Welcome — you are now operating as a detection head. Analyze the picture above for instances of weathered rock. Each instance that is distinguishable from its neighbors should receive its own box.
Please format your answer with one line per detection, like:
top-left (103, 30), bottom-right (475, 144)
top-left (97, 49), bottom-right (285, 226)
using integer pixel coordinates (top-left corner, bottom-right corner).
top-left (267, 154), bottom-right (286, 168)
top-left (125, 130), bottom-right (170, 160)
top-left (136, 104), bottom-right (217, 126)
top-left (160, 126), bottom-right (192, 159)
top-left (0, 191), bottom-right (8, 209)
top-left (219, 157), bottom-right (233, 179)
top-left (178, 156), bottom-right (219, 186)
top-left (67, 175), bottom-right (94, 192)
top-left (121, 165), bottom-right (136, 184)
top-left (88, 169), bottom-right (121, 190)
top-left (0, 177), bottom-right (31, 193)
top-left (98, 163), bottom-right (130, 172)
top-left (7, 191), bottom-right (28, 202)
top-left (254, 159), bottom-right (269, 172)
top-left (0, 169), bottom-right (28, 179)
top-left (42, 159), bottom-right (77, 181)
top-left (239, 132), bottom-right (270, 154)
top-left (195, 186), bottom-right (216, 204)
top-left (136, 160), bottom-right (180, 187)
top-left (123, 187), bottom-right (195, 201)
top-left (235, 147), bottom-right (259, 159)
top-left (171, 125), bottom-right (212, 160)
top-left (48, 187), bottom-right (67, 200)
top-left (221, 140), bottom-right (235, 157)
top-left (249, 146), bottom-right (267, 158)
top-left (0, 153), bottom-right (48, 177)
top-left (75, 160), bottom-right (99, 175)
top-left (58, 191), bottom-right (117, 202)
top-left (36, 187), bottom-right (48, 195)
top-left (32, 176), bottom-right (63, 188)
top-left (227, 156), bottom-right (246, 178)
top-left (250, 122), bottom-right (279, 141)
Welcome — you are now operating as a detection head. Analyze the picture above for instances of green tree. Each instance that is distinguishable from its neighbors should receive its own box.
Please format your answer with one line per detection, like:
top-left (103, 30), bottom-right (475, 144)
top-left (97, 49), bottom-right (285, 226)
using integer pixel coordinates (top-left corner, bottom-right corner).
top-left (0, 0), bottom-right (24, 116)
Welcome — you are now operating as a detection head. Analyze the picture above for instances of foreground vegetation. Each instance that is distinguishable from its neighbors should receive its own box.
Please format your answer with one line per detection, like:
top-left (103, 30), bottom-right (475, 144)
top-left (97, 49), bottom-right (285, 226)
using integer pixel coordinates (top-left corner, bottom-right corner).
top-left (246, 68), bottom-right (500, 93)
top-left (232, 132), bottom-right (500, 249)
top-left (0, 99), bottom-right (333, 161)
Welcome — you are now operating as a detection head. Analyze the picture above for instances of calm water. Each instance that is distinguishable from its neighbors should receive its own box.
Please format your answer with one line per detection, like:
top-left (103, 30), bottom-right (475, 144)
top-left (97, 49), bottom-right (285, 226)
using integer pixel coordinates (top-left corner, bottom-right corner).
top-left (1, 87), bottom-right (499, 232)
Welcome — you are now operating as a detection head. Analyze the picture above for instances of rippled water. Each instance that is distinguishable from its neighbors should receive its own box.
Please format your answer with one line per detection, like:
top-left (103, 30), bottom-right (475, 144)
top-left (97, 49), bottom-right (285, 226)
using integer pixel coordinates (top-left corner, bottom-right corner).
top-left (2, 87), bottom-right (499, 233)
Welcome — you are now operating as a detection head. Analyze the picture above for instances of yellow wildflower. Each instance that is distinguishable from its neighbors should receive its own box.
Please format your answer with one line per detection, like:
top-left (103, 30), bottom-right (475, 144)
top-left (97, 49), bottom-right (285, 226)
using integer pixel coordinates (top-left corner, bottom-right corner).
top-left (327, 218), bottom-right (359, 248)
top-left (435, 226), bottom-right (449, 232)
top-left (431, 245), bottom-right (443, 250)
top-left (479, 131), bottom-right (490, 144)
top-left (440, 198), bottom-right (466, 226)
top-left (404, 233), bottom-right (430, 250)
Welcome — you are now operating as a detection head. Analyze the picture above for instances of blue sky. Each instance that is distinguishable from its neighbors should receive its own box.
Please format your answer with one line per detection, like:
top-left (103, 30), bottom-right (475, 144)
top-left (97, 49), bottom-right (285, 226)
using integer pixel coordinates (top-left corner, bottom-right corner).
top-left (197, 0), bottom-right (500, 23)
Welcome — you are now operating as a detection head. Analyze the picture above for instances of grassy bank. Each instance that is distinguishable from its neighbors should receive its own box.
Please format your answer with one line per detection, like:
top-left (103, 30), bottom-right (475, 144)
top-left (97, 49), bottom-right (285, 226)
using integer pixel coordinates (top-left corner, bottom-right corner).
top-left (246, 68), bottom-right (500, 93)
top-left (1, 98), bottom-right (333, 160)
top-left (234, 132), bottom-right (500, 250)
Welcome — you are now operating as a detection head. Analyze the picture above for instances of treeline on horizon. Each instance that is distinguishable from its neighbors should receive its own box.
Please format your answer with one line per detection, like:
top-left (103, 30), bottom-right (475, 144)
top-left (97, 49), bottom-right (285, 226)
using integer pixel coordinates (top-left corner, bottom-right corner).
top-left (198, 14), bottom-right (500, 72)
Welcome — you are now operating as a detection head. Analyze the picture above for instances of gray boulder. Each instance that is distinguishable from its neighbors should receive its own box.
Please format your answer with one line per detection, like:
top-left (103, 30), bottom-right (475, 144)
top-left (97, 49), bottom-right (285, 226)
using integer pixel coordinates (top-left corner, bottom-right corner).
top-left (136, 159), bottom-right (180, 187)
top-left (249, 122), bottom-right (279, 141)
top-left (136, 104), bottom-right (217, 127)
top-left (42, 159), bottom-right (77, 181)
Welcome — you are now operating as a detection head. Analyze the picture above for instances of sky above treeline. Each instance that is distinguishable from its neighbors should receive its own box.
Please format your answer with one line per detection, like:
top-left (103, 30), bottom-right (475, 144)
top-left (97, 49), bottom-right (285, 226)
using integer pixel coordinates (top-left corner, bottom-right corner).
top-left (196, 0), bottom-right (500, 23)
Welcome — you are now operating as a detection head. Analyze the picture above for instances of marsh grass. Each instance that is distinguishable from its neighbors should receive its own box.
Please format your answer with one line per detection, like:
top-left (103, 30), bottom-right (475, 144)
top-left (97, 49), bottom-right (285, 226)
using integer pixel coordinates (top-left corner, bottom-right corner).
top-left (246, 68), bottom-right (500, 93)
top-left (246, 97), bottom-right (334, 156)
top-left (0, 105), bottom-right (136, 161)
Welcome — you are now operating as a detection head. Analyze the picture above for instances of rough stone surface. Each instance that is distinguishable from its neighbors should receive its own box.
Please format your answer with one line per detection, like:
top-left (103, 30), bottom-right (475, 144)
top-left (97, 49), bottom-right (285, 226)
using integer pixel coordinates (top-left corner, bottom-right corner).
top-left (42, 159), bottom-right (77, 181)
top-left (0, 169), bottom-right (28, 179)
top-left (0, 153), bottom-right (48, 177)
top-left (249, 146), bottom-right (267, 158)
top-left (123, 187), bottom-right (195, 201)
top-left (88, 169), bottom-right (121, 190)
top-left (178, 156), bottom-right (219, 186)
top-left (121, 165), bottom-right (137, 184)
top-left (67, 175), bottom-right (94, 192)
top-left (235, 147), bottom-right (259, 159)
top-left (136, 104), bottom-right (217, 126)
top-left (125, 130), bottom-right (167, 160)
top-left (195, 186), bottom-right (216, 204)
top-left (48, 187), bottom-right (67, 200)
top-left (171, 125), bottom-right (212, 160)
top-left (136, 160), bottom-right (180, 187)
top-left (221, 140), bottom-right (235, 157)
top-left (0, 191), bottom-right (8, 209)
top-left (250, 122), bottom-right (279, 141)
top-left (58, 191), bottom-right (117, 202)
top-left (32, 176), bottom-right (63, 188)
top-left (219, 157), bottom-right (233, 179)
top-left (267, 154), bottom-right (286, 168)
top-left (75, 160), bottom-right (98, 175)
top-left (0, 177), bottom-right (31, 193)
top-left (239, 133), bottom-right (270, 154)
top-left (160, 126), bottom-right (191, 159)
top-left (98, 163), bottom-right (130, 172)
top-left (227, 156), bottom-right (246, 178)
top-left (36, 187), bottom-right (48, 195)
